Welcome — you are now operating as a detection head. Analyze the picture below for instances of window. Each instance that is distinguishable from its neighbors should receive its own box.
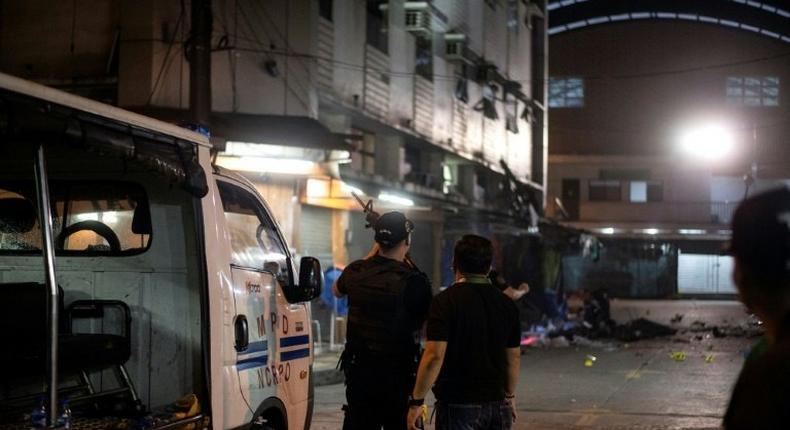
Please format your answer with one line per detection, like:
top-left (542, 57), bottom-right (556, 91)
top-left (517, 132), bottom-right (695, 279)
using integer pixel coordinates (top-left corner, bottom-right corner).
top-left (630, 181), bottom-right (647, 203)
top-left (217, 181), bottom-right (291, 284)
top-left (366, 1), bottom-right (388, 54)
top-left (630, 181), bottom-right (663, 202)
top-left (727, 76), bottom-right (780, 107)
top-left (589, 180), bottom-right (620, 201)
top-left (415, 36), bottom-right (433, 80)
top-left (549, 77), bottom-right (584, 108)
top-left (319, 0), bottom-right (332, 21)
top-left (0, 181), bottom-right (151, 254)
top-left (647, 181), bottom-right (663, 202)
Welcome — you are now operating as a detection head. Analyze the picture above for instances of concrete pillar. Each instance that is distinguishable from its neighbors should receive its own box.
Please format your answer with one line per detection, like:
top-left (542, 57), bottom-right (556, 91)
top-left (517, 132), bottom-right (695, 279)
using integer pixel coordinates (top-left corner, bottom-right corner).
top-left (331, 209), bottom-right (350, 267)
top-left (375, 135), bottom-right (404, 182)
top-left (458, 164), bottom-right (479, 203)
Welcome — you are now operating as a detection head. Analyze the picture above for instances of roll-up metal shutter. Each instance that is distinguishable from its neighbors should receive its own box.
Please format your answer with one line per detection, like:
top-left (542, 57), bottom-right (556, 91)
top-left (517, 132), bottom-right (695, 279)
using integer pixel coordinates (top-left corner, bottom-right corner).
top-left (677, 252), bottom-right (737, 294)
top-left (299, 205), bottom-right (334, 271)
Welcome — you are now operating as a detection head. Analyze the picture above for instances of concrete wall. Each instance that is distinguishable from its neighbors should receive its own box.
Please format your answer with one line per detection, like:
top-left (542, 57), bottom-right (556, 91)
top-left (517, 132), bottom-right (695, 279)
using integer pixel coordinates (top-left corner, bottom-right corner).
top-left (547, 155), bottom-right (715, 226)
top-left (0, 0), bottom-right (121, 79)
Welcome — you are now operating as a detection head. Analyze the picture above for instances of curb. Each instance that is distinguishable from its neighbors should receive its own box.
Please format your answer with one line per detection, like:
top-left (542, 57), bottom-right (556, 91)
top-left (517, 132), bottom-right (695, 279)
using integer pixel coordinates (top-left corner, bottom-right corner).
top-left (314, 367), bottom-right (344, 386)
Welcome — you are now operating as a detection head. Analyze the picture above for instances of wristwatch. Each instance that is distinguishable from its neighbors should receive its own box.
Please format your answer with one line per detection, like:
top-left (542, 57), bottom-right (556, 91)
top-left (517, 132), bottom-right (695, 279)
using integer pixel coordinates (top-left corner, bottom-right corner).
top-left (408, 396), bottom-right (425, 407)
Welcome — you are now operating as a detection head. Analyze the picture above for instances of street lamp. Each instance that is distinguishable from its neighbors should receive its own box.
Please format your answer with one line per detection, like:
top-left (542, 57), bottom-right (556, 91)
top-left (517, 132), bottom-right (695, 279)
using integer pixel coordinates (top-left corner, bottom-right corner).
top-left (678, 124), bottom-right (735, 161)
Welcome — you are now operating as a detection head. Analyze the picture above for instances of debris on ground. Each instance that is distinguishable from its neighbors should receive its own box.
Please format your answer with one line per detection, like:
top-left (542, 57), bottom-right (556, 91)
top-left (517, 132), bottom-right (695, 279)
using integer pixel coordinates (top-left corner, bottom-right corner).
top-left (705, 354), bottom-right (715, 363)
top-left (550, 336), bottom-right (570, 348)
top-left (519, 288), bottom-right (763, 350)
top-left (669, 351), bottom-right (687, 361)
top-left (614, 318), bottom-right (677, 342)
top-left (690, 320), bottom-right (707, 331)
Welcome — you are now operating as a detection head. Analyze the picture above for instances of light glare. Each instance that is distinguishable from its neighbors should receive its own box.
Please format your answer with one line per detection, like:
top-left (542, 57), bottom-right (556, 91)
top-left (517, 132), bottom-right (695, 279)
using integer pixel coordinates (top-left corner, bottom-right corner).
top-left (679, 124), bottom-right (735, 160)
top-left (378, 192), bottom-right (414, 207)
top-left (216, 156), bottom-right (319, 175)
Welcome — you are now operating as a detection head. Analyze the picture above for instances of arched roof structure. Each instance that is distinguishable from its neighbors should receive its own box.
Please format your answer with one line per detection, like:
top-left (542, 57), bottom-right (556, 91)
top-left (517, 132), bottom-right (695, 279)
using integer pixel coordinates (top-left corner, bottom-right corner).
top-left (548, 0), bottom-right (790, 43)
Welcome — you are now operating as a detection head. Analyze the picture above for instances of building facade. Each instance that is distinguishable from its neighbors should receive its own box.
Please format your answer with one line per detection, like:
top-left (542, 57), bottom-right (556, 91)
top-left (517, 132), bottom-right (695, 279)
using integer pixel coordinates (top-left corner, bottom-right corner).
top-left (545, 5), bottom-right (790, 297)
top-left (0, 0), bottom-right (548, 342)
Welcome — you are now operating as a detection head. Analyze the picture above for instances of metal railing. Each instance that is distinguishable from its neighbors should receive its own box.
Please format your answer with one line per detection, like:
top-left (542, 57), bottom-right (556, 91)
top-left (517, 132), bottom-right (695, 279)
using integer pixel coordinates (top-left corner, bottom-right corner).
top-left (556, 200), bottom-right (742, 225)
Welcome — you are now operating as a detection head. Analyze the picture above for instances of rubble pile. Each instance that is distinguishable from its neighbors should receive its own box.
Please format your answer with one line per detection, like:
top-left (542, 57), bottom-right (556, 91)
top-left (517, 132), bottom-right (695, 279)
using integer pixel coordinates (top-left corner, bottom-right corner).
top-left (520, 291), bottom-right (763, 350)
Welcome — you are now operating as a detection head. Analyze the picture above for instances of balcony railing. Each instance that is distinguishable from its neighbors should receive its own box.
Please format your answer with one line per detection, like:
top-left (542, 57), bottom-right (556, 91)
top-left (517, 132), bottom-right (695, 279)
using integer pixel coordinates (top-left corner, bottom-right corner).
top-left (562, 200), bottom-right (742, 225)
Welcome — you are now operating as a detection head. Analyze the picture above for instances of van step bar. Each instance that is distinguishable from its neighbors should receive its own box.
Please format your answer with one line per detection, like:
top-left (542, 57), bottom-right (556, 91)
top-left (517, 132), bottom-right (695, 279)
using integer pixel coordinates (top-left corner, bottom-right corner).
top-left (0, 414), bottom-right (208, 430)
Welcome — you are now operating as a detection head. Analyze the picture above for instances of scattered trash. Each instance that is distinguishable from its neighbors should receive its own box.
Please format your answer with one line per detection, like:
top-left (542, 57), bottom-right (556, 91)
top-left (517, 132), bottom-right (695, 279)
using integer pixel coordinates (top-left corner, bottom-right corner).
top-left (669, 351), bottom-right (687, 361)
top-left (704, 354), bottom-right (715, 363)
top-left (518, 289), bottom-right (762, 350)
top-left (584, 355), bottom-right (597, 367)
top-left (521, 335), bottom-right (540, 347)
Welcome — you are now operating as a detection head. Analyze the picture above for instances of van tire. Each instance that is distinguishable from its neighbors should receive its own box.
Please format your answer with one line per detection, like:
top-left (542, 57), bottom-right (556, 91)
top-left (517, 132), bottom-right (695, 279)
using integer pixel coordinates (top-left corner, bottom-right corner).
top-left (250, 416), bottom-right (278, 430)
top-left (251, 409), bottom-right (286, 430)
top-left (251, 398), bottom-right (287, 430)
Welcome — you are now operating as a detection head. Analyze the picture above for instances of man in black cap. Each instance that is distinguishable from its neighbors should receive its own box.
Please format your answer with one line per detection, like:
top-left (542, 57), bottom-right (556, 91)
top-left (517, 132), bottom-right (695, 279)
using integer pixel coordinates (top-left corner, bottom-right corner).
top-left (333, 211), bottom-right (432, 430)
top-left (724, 187), bottom-right (790, 429)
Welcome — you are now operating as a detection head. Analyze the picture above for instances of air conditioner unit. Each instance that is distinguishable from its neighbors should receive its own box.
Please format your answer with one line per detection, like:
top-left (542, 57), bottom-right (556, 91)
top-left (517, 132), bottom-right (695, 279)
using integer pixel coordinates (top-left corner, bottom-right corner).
top-left (444, 33), bottom-right (468, 63)
top-left (404, 2), bottom-right (432, 35)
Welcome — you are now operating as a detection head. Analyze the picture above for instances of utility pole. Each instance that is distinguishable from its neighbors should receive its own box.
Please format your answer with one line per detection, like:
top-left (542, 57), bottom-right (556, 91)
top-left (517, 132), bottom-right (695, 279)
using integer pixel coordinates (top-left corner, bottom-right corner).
top-left (189, 0), bottom-right (212, 128)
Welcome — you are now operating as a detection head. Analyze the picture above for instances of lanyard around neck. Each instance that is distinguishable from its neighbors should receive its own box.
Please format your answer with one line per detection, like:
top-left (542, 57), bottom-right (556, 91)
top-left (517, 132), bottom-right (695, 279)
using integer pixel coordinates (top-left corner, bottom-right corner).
top-left (456, 274), bottom-right (491, 285)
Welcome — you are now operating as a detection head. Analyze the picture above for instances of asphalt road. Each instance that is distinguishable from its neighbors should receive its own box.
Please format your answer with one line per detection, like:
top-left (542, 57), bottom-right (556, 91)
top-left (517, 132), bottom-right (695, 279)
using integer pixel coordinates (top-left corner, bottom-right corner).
top-left (310, 335), bottom-right (753, 430)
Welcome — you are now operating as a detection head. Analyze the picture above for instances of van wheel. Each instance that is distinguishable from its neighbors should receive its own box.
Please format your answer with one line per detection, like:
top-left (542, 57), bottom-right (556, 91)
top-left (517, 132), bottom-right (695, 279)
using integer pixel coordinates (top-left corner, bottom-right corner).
top-left (251, 415), bottom-right (280, 430)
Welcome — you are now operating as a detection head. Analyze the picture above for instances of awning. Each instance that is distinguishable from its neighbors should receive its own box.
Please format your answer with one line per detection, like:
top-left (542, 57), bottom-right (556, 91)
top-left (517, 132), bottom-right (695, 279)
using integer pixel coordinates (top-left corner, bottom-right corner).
top-left (129, 107), bottom-right (350, 151)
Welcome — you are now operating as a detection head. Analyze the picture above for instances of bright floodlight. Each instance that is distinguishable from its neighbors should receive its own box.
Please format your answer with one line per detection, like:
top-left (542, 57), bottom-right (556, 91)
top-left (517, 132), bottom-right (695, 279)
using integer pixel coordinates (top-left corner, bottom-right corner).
top-left (679, 124), bottom-right (734, 160)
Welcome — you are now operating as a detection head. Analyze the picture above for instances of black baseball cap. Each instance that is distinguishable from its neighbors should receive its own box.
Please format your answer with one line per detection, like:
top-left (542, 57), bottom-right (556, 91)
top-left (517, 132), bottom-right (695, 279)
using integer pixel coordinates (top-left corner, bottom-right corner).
top-left (729, 187), bottom-right (790, 283)
top-left (374, 211), bottom-right (414, 247)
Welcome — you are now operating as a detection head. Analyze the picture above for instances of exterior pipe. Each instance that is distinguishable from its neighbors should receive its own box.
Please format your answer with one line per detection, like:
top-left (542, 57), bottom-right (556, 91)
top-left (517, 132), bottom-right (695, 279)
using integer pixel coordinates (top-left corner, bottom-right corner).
top-left (33, 145), bottom-right (59, 426)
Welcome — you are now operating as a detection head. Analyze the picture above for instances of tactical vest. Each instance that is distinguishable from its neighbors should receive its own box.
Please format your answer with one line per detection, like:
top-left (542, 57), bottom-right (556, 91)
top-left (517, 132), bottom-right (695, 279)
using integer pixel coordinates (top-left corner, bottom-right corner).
top-left (344, 258), bottom-right (422, 360)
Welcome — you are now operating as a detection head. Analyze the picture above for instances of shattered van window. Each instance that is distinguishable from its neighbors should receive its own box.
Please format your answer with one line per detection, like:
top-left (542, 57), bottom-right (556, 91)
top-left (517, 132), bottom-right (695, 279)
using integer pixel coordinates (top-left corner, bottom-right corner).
top-left (0, 182), bottom-right (151, 254)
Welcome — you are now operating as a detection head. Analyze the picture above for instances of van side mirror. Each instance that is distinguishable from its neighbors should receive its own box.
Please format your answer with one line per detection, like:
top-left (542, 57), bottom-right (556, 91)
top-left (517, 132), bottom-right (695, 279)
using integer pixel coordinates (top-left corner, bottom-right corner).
top-left (285, 257), bottom-right (322, 303)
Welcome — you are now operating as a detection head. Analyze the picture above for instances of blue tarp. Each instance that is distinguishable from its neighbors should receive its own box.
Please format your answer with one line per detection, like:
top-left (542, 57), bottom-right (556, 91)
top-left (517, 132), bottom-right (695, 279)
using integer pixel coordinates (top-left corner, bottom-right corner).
top-left (320, 266), bottom-right (348, 316)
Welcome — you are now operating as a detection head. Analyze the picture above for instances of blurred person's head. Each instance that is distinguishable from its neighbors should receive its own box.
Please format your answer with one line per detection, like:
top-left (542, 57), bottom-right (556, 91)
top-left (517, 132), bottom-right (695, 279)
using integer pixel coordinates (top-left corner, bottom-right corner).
top-left (452, 235), bottom-right (493, 276)
top-left (729, 187), bottom-right (790, 341)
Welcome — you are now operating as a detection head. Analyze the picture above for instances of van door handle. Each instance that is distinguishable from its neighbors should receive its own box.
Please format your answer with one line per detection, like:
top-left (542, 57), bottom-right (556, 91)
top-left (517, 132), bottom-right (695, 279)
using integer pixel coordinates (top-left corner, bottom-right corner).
top-left (235, 315), bottom-right (249, 352)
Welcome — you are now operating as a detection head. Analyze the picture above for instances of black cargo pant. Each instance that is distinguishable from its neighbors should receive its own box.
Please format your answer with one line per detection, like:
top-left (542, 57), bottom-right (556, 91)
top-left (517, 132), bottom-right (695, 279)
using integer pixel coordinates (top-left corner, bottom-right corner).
top-left (342, 355), bottom-right (416, 430)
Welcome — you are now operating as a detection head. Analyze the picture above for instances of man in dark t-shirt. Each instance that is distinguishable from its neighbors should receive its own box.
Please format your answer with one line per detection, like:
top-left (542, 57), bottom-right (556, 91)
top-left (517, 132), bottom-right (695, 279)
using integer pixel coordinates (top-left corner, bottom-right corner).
top-left (407, 235), bottom-right (521, 430)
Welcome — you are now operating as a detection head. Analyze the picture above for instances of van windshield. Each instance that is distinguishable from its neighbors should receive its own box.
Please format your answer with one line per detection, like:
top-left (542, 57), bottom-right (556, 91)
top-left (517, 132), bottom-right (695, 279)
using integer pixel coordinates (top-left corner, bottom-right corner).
top-left (0, 181), bottom-right (151, 255)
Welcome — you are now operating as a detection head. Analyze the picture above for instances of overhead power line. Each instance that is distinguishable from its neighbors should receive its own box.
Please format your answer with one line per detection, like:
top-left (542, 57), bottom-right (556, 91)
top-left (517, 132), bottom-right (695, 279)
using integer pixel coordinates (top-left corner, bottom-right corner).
top-left (214, 32), bottom-right (790, 84)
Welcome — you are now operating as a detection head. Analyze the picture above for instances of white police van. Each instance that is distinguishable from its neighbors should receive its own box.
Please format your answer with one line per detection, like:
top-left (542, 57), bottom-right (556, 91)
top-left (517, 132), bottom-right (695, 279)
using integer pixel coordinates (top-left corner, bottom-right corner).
top-left (0, 72), bottom-right (320, 430)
